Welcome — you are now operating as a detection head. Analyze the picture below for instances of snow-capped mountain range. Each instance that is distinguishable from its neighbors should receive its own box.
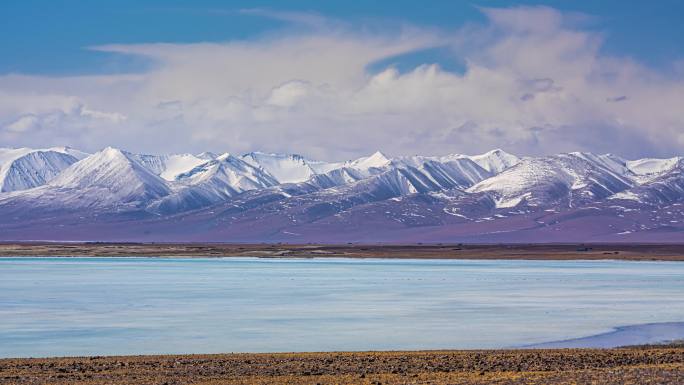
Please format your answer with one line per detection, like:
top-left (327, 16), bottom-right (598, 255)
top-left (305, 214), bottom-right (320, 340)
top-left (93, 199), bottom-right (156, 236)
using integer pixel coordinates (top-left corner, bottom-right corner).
top-left (0, 146), bottom-right (682, 242)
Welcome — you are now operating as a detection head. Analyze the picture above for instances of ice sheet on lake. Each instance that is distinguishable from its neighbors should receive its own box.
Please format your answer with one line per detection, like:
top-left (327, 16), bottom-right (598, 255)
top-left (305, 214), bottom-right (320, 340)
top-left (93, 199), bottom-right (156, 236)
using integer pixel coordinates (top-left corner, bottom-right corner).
top-left (525, 322), bottom-right (684, 348)
top-left (1, 257), bottom-right (683, 358)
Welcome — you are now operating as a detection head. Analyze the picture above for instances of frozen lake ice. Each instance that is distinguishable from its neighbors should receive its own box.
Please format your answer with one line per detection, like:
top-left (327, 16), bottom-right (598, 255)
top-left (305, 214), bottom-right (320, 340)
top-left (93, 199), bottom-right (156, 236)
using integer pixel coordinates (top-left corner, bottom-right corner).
top-left (1, 257), bottom-right (683, 358)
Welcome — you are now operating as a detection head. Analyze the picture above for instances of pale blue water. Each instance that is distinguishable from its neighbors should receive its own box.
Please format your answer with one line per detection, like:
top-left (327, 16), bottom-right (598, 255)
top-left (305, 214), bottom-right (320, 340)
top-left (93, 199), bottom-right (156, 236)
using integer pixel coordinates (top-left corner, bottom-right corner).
top-left (1, 257), bottom-right (683, 358)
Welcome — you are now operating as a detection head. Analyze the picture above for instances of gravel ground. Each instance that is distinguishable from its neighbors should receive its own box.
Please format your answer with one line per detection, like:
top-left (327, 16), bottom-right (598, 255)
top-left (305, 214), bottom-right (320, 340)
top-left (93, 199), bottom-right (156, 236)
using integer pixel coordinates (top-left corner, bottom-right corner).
top-left (2, 242), bottom-right (684, 260)
top-left (2, 347), bottom-right (683, 384)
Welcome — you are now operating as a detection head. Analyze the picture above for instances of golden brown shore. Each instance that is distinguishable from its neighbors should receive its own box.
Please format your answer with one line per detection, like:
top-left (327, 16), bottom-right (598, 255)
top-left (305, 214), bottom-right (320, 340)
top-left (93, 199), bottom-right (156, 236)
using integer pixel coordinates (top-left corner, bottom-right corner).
top-left (1, 242), bottom-right (684, 260)
top-left (2, 346), bottom-right (684, 385)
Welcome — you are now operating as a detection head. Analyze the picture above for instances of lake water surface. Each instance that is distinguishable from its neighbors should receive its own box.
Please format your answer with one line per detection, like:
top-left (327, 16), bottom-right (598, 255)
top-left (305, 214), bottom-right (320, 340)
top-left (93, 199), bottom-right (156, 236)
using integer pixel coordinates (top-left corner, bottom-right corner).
top-left (1, 257), bottom-right (683, 358)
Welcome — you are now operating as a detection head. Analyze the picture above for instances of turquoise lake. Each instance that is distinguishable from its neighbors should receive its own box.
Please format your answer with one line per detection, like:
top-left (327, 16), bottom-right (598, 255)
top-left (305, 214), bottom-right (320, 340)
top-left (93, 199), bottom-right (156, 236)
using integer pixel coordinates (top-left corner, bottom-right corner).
top-left (1, 257), bottom-right (683, 358)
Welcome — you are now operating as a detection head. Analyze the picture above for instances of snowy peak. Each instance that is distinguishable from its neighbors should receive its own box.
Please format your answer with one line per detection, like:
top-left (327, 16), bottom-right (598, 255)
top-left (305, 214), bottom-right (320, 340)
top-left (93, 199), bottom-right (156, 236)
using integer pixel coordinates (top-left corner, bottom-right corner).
top-left (239, 150), bottom-right (396, 185)
top-left (469, 149), bottom-right (520, 174)
top-left (49, 147), bottom-right (170, 206)
top-left (0, 145), bottom-right (682, 224)
top-left (241, 151), bottom-right (318, 184)
top-left (177, 153), bottom-right (278, 192)
top-left (468, 153), bottom-right (633, 208)
top-left (151, 154), bottom-right (280, 213)
top-left (301, 152), bottom-right (396, 189)
top-left (131, 152), bottom-right (210, 181)
top-left (162, 154), bottom-right (209, 180)
top-left (0, 147), bottom-right (82, 192)
top-left (348, 151), bottom-right (391, 170)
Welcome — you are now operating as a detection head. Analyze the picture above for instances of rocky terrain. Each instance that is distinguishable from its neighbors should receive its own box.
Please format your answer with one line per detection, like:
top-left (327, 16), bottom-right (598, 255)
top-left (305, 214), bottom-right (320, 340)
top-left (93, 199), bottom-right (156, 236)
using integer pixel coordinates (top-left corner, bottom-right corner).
top-left (2, 346), bottom-right (683, 384)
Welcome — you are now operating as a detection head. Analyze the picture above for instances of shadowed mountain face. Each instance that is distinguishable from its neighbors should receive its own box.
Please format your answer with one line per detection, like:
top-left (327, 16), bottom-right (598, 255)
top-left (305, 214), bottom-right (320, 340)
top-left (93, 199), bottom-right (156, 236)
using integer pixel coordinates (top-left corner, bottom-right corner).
top-left (0, 146), bottom-right (682, 242)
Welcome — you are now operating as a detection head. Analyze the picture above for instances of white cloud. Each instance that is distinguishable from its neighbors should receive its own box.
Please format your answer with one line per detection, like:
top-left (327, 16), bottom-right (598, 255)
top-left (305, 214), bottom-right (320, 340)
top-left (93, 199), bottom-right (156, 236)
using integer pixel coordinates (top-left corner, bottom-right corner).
top-left (266, 80), bottom-right (316, 107)
top-left (0, 6), bottom-right (682, 160)
top-left (6, 115), bottom-right (39, 133)
top-left (0, 92), bottom-right (128, 146)
top-left (78, 106), bottom-right (127, 122)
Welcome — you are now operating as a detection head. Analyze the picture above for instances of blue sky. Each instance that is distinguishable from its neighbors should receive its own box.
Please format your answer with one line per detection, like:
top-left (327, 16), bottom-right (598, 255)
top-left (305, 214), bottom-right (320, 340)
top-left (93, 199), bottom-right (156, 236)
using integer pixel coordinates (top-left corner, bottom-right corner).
top-left (2, 0), bottom-right (682, 75)
top-left (0, 1), bottom-right (683, 159)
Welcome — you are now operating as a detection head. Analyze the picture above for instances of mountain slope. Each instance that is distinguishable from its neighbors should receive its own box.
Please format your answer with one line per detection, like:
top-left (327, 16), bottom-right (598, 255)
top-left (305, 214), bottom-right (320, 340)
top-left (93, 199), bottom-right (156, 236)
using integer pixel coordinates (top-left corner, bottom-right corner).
top-left (0, 147), bottom-right (86, 192)
top-left (241, 152), bottom-right (320, 183)
top-left (611, 158), bottom-right (684, 206)
top-left (45, 147), bottom-right (171, 208)
top-left (392, 156), bottom-right (491, 190)
top-left (0, 146), bottom-right (682, 242)
top-left (151, 154), bottom-right (279, 213)
top-left (465, 149), bottom-right (520, 174)
top-left (241, 150), bottom-right (389, 184)
top-left (468, 153), bottom-right (634, 208)
top-left (626, 157), bottom-right (682, 183)
top-left (131, 152), bottom-right (215, 181)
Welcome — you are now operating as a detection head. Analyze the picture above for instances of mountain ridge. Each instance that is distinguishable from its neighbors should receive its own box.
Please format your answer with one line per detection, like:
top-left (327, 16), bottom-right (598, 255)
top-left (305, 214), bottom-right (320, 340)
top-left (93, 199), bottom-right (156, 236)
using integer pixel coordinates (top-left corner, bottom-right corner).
top-left (0, 146), bottom-right (681, 242)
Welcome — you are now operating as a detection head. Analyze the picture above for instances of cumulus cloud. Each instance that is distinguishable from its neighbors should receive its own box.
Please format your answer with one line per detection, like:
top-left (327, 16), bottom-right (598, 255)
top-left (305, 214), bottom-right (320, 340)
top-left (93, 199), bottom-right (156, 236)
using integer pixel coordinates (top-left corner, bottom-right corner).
top-left (0, 6), bottom-right (682, 160)
top-left (0, 90), bottom-right (129, 147)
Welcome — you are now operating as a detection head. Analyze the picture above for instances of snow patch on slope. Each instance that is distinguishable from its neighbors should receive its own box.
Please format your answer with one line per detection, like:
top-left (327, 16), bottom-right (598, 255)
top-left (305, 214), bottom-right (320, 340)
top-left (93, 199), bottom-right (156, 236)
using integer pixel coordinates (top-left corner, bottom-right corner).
top-left (467, 149), bottom-right (520, 174)
top-left (241, 152), bottom-right (318, 183)
top-left (131, 153), bottom-right (212, 181)
top-left (627, 157), bottom-right (682, 183)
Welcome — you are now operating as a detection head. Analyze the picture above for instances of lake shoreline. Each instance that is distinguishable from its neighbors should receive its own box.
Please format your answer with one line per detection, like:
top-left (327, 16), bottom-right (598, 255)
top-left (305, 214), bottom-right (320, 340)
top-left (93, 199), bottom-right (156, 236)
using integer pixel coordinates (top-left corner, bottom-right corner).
top-left (2, 345), bottom-right (683, 385)
top-left (2, 242), bottom-right (684, 260)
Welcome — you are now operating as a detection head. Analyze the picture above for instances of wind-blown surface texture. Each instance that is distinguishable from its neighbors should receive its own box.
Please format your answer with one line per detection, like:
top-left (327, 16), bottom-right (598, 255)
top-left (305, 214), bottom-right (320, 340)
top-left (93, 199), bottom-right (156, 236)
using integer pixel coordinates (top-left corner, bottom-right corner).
top-left (0, 146), bottom-right (682, 242)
